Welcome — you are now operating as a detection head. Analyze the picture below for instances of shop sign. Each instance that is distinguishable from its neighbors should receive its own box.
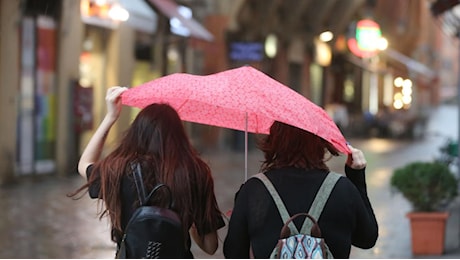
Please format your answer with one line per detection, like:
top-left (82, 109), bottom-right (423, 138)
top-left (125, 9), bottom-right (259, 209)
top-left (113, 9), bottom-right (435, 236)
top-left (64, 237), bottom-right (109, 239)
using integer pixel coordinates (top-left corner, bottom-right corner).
top-left (229, 42), bottom-right (264, 61)
top-left (347, 19), bottom-right (382, 58)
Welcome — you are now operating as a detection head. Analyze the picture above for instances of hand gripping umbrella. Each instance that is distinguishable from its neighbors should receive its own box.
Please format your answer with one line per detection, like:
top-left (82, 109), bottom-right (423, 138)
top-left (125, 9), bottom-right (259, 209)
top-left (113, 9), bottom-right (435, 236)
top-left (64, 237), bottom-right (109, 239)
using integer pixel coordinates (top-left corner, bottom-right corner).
top-left (121, 65), bottom-right (351, 179)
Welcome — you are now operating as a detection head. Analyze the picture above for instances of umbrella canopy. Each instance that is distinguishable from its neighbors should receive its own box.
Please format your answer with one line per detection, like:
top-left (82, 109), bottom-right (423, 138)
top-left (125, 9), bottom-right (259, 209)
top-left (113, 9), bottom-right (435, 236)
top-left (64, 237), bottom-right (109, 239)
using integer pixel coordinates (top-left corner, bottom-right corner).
top-left (121, 65), bottom-right (350, 154)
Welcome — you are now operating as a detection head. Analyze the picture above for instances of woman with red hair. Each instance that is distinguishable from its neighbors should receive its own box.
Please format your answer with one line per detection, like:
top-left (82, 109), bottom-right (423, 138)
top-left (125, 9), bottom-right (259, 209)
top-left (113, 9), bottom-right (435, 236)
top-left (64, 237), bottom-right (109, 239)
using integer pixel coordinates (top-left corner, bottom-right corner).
top-left (70, 86), bottom-right (224, 258)
top-left (224, 121), bottom-right (378, 258)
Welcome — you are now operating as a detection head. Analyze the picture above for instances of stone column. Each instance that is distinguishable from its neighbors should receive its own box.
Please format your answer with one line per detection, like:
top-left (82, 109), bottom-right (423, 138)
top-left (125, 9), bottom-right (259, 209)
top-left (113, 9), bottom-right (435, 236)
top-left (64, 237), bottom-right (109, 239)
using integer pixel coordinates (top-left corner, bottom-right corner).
top-left (55, 0), bottom-right (84, 176)
top-left (0, 0), bottom-right (20, 184)
top-left (105, 22), bottom-right (135, 144)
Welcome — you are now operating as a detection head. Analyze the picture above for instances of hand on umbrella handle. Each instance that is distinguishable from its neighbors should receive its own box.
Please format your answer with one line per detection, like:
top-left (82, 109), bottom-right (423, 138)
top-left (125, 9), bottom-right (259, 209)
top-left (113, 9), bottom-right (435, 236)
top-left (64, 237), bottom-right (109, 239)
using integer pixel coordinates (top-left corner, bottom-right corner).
top-left (106, 86), bottom-right (128, 121)
top-left (346, 144), bottom-right (367, 170)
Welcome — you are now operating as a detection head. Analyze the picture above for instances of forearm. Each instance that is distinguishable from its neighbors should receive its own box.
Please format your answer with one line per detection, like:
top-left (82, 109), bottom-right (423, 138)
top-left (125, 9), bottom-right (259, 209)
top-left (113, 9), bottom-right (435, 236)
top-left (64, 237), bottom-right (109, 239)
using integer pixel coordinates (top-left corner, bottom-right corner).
top-left (345, 166), bottom-right (367, 193)
top-left (190, 225), bottom-right (218, 255)
top-left (346, 166), bottom-right (378, 214)
top-left (77, 115), bottom-right (117, 179)
top-left (352, 194), bottom-right (379, 249)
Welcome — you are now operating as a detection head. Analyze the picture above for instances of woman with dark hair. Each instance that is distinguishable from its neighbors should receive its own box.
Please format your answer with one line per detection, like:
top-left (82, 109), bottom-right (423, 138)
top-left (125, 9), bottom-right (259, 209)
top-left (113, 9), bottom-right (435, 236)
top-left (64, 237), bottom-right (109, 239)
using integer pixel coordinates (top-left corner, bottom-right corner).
top-left (223, 121), bottom-right (378, 258)
top-left (69, 86), bottom-right (224, 258)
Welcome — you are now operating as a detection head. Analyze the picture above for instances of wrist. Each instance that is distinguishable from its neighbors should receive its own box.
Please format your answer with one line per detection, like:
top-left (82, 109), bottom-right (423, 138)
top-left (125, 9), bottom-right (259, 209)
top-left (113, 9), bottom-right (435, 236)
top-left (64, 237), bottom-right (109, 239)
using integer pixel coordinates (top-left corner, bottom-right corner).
top-left (103, 113), bottom-right (118, 124)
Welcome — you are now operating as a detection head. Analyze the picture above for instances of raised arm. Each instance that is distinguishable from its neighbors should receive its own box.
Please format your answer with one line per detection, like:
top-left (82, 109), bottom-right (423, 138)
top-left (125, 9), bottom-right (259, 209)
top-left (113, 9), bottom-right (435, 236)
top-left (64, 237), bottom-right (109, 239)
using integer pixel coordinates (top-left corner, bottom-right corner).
top-left (345, 144), bottom-right (378, 248)
top-left (77, 86), bottom-right (127, 179)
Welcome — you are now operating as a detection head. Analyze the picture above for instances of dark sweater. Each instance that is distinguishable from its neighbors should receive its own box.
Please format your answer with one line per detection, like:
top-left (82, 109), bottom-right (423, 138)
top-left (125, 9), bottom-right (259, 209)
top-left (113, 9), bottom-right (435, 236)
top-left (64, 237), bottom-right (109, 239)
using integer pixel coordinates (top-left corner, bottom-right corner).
top-left (223, 166), bottom-right (378, 258)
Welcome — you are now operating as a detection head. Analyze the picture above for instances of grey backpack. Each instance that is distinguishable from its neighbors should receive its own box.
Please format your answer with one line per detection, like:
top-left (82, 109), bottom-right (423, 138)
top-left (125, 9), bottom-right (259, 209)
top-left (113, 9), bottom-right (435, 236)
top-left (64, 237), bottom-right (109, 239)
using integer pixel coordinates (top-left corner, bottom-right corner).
top-left (255, 172), bottom-right (341, 259)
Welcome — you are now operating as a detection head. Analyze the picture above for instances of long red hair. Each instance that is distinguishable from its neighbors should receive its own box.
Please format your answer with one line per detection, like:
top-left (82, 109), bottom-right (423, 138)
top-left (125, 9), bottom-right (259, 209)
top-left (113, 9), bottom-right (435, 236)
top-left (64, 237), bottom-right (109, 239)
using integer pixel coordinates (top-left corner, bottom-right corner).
top-left (70, 103), bottom-right (221, 242)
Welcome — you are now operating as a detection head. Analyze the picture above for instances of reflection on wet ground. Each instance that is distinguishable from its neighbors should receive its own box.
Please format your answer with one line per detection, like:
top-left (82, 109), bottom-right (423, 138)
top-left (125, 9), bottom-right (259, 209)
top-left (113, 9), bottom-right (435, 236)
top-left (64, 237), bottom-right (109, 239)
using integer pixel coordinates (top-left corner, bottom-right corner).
top-left (0, 175), bottom-right (115, 258)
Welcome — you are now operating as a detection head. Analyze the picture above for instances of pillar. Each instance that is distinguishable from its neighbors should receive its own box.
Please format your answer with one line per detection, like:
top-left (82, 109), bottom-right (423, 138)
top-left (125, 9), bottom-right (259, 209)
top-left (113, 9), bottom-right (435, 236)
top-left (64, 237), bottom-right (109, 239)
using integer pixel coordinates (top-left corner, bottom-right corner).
top-left (0, 0), bottom-right (20, 184)
top-left (55, 0), bottom-right (84, 176)
top-left (105, 22), bottom-right (135, 144)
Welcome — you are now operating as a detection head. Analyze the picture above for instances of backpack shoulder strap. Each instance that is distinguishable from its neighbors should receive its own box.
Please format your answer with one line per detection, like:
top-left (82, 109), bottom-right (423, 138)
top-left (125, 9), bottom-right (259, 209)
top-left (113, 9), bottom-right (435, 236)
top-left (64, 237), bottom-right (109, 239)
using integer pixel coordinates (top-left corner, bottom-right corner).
top-left (132, 163), bottom-right (147, 206)
top-left (254, 173), bottom-right (299, 234)
top-left (145, 183), bottom-right (174, 209)
top-left (132, 163), bottom-right (174, 208)
top-left (300, 172), bottom-right (341, 234)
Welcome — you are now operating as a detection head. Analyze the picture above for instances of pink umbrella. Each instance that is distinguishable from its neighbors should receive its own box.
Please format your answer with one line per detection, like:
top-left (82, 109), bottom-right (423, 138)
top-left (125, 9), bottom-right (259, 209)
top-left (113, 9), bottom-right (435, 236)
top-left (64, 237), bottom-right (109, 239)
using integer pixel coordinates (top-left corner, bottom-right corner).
top-left (122, 66), bottom-right (350, 177)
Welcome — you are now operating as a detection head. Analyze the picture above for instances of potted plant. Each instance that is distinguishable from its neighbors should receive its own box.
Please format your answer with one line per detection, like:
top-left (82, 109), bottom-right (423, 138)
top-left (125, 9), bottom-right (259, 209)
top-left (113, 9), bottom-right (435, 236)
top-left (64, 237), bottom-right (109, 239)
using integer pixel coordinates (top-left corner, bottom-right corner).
top-left (390, 161), bottom-right (458, 256)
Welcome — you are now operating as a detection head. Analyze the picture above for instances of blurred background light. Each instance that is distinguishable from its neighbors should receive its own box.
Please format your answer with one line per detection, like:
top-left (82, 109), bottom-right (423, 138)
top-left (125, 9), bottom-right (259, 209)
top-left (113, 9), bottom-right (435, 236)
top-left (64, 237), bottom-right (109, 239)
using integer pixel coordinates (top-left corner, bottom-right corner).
top-left (319, 30), bottom-right (334, 42)
top-left (264, 34), bottom-right (278, 58)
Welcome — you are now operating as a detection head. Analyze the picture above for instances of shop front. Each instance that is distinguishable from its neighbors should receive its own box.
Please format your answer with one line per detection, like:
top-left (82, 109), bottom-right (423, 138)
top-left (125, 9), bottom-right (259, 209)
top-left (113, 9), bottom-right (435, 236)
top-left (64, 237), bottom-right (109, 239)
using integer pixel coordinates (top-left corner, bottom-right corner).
top-left (17, 1), bottom-right (60, 175)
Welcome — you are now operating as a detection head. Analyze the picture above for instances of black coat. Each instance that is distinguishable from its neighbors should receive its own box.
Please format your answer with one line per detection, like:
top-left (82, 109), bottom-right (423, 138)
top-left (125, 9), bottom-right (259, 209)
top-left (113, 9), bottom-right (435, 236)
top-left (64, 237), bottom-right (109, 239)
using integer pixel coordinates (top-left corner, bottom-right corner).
top-left (223, 166), bottom-right (378, 258)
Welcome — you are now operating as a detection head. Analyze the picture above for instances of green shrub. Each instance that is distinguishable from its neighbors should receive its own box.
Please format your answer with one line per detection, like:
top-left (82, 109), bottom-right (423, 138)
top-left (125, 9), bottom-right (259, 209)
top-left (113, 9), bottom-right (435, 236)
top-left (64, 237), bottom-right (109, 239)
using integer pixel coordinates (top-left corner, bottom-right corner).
top-left (391, 161), bottom-right (458, 212)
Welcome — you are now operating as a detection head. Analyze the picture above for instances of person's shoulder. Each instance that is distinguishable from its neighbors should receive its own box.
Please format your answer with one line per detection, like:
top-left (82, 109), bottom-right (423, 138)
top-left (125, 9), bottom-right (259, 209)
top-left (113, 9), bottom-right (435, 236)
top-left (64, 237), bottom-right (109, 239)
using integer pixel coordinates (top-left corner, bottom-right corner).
top-left (244, 173), bottom-right (266, 186)
top-left (333, 172), bottom-right (351, 184)
top-left (332, 172), bottom-right (362, 194)
top-left (235, 173), bottom-right (270, 195)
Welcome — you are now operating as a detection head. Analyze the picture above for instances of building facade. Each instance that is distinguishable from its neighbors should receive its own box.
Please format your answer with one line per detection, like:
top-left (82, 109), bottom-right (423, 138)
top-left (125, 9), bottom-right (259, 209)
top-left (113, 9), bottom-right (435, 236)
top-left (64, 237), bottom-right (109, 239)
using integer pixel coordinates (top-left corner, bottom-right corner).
top-left (0, 0), bottom-right (457, 184)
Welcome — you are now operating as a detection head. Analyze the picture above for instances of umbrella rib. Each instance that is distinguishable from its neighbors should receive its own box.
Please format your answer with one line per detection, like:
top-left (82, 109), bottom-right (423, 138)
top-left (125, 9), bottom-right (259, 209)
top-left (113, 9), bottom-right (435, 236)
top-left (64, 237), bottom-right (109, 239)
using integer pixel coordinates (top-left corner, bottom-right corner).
top-left (175, 98), bottom-right (190, 113)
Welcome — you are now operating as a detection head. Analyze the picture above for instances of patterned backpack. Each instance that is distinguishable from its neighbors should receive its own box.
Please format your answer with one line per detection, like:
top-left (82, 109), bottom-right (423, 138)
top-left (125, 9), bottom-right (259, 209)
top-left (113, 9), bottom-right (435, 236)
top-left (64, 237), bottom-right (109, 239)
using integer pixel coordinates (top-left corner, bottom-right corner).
top-left (255, 172), bottom-right (341, 259)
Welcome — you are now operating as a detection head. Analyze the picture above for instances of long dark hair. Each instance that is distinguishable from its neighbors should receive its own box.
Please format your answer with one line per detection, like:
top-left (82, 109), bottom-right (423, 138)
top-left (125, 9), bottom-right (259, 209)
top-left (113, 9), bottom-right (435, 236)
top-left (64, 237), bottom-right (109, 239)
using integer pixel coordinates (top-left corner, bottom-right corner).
top-left (70, 103), bottom-right (221, 242)
top-left (258, 121), bottom-right (339, 172)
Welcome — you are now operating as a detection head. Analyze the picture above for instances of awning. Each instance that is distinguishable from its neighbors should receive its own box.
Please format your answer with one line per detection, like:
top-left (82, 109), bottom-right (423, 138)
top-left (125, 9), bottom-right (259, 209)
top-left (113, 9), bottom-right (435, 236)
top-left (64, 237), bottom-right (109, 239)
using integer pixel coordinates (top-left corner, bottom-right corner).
top-left (119, 0), bottom-right (157, 33)
top-left (346, 54), bottom-right (388, 74)
top-left (346, 50), bottom-right (437, 81)
top-left (81, 0), bottom-right (157, 32)
top-left (383, 48), bottom-right (437, 80)
top-left (147, 0), bottom-right (214, 41)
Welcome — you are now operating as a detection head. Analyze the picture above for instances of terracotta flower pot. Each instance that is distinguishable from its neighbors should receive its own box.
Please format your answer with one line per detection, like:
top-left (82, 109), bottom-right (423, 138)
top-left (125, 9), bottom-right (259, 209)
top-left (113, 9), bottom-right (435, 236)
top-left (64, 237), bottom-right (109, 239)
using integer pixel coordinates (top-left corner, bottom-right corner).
top-left (406, 212), bottom-right (449, 255)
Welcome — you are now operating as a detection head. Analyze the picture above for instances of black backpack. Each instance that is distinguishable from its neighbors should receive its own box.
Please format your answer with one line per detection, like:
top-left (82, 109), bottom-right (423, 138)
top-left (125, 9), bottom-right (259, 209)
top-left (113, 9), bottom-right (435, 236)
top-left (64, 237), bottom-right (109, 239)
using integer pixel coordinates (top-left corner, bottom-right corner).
top-left (116, 163), bottom-right (188, 259)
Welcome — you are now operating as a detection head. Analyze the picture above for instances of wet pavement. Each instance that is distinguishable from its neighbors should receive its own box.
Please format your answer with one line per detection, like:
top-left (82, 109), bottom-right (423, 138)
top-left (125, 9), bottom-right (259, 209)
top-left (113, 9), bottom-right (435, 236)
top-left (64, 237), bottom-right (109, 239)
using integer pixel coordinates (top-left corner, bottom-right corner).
top-left (0, 104), bottom-right (459, 258)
